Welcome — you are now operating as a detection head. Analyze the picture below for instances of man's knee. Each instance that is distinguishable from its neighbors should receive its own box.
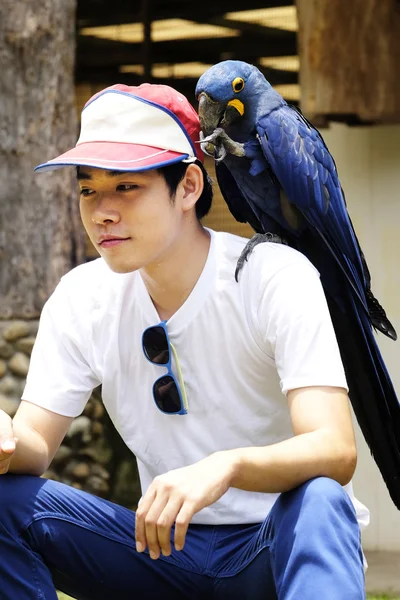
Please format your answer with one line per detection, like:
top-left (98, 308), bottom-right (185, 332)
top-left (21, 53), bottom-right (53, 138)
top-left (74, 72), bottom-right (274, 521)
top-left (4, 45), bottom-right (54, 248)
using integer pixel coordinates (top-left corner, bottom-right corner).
top-left (274, 476), bottom-right (356, 529)
top-left (269, 477), bottom-right (361, 566)
top-left (297, 476), bottom-right (349, 506)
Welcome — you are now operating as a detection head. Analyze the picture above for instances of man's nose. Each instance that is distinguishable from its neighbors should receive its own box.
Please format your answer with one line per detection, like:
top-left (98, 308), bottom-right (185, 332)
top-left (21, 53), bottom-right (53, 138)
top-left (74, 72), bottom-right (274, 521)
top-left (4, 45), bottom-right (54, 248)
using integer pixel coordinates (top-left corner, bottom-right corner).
top-left (91, 193), bottom-right (120, 225)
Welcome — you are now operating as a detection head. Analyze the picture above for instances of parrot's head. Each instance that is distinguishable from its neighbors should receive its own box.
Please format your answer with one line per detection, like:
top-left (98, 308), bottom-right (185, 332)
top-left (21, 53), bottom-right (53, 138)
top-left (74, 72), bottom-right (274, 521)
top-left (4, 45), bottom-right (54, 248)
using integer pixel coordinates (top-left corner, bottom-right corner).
top-left (195, 60), bottom-right (280, 137)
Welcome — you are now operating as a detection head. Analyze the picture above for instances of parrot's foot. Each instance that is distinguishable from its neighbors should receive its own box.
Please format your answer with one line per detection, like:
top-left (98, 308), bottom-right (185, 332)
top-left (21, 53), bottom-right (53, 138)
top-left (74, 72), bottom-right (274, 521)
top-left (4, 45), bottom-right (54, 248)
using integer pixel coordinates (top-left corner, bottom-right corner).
top-left (235, 233), bottom-right (288, 281)
top-left (200, 128), bottom-right (245, 162)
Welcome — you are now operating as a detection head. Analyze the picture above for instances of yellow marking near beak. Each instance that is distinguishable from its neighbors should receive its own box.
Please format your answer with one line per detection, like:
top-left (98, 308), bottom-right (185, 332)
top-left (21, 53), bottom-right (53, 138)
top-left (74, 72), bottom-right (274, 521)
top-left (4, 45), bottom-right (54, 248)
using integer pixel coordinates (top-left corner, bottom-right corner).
top-left (227, 99), bottom-right (244, 116)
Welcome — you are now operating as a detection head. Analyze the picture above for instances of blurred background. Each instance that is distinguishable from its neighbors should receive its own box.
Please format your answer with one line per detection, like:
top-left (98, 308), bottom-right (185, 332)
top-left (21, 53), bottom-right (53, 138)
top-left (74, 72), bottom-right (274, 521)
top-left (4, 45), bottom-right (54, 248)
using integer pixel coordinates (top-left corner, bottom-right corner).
top-left (1, 1), bottom-right (399, 594)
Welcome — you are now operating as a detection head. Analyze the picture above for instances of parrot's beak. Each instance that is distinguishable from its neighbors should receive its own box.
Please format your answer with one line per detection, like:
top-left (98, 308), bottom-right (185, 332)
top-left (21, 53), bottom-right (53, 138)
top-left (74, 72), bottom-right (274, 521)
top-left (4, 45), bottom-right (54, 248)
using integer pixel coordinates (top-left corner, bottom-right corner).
top-left (221, 100), bottom-right (244, 127)
top-left (198, 93), bottom-right (225, 135)
top-left (198, 92), bottom-right (244, 135)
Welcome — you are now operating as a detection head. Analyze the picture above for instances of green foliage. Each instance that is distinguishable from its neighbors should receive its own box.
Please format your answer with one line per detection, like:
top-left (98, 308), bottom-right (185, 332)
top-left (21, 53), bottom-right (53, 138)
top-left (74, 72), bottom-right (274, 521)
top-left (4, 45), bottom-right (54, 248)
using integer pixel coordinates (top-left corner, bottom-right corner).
top-left (56, 594), bottom-right (400, 600)
top-left (367, 596), bottom-right (400, 600)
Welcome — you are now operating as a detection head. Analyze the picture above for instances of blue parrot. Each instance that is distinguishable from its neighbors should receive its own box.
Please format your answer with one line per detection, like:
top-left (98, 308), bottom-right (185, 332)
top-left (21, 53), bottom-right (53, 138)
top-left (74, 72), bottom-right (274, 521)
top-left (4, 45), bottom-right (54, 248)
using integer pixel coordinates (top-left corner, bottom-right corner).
top-left (195, 60), bottom-right (400, 509)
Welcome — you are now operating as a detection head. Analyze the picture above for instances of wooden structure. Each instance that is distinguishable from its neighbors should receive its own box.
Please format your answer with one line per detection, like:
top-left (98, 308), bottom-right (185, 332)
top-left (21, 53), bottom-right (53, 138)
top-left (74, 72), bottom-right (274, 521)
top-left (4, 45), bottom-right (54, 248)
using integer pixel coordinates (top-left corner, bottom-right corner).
top-left (296, 0), bottom-right (400, 124)
top-left (76, 0), bottom-right (299, 107)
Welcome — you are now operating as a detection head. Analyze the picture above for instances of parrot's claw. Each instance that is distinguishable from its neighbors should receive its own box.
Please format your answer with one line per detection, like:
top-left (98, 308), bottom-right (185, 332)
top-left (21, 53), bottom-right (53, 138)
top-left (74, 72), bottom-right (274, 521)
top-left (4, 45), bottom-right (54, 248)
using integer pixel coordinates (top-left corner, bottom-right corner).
top-left (200, 128), bottom-right (245, 161)
top-left (235, 233), bottom-right (288, 281)
top-left (200, 128), bottom-right (225, 146)
top-left (199, 130), bottom-right (215, 157)
top-left (200, 129), bottom-right (227, 161)
top-left (214, 145), bottom-right (227, 162)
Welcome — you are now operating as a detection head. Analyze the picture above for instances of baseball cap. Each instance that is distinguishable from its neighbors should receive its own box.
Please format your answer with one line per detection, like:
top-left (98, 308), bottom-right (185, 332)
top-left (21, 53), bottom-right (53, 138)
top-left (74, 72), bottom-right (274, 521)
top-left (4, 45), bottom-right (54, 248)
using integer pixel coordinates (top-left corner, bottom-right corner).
top-left (34, 83), bottom-right (204, 173)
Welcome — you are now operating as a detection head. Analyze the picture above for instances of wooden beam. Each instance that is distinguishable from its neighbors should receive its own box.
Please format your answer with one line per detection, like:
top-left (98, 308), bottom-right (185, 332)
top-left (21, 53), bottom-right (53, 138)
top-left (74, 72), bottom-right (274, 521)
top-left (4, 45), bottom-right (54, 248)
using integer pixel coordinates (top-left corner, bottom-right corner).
top-left (77, 32), bottom-right (297, 68)
top-left (296, 0), bottom-right (400, 123)
top-left (75, 76), bottom-right (299, 111)
top-left (189, 16), bottom-right (295, 40)
top-left (256, 66), bottom-right (298, 85)
top-left (77, 0), bottom-right (294, 28)
top-left (76, 66), bottom-right (297, 88)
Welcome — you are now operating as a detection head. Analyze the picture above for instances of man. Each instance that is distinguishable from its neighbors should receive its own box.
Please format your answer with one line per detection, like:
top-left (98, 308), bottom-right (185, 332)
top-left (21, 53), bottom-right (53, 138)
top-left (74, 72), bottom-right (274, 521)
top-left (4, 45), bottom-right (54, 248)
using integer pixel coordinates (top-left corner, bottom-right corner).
top-left (0, 83), bottom-right (368, 599)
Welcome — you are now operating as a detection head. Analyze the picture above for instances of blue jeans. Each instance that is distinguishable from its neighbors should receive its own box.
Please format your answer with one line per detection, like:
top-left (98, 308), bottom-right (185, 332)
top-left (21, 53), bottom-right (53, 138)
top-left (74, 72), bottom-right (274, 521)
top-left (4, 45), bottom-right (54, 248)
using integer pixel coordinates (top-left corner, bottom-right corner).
top-left (0, 474), bottom-right (365, 599)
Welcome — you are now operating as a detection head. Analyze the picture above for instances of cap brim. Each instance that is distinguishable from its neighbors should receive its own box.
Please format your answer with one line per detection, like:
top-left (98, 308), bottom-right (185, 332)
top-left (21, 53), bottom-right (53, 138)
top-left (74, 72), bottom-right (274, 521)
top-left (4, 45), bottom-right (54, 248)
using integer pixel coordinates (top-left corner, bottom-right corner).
top-left (34, 142), bottom-right (192, 173)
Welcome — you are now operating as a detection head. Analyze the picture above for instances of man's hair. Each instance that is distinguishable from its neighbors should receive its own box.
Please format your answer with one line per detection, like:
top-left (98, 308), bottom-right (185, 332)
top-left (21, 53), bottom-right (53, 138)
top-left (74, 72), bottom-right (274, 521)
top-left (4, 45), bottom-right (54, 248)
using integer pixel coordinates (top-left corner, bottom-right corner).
top-left (76, 161), bottom-right (213, 220)
top-left (157, 160), bottom-right (213, 220)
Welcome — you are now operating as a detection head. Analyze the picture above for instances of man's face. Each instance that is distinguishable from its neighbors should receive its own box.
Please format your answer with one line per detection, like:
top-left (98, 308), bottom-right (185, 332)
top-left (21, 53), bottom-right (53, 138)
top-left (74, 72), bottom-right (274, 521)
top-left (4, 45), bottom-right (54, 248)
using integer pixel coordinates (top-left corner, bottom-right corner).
top-left (78, 167), bottom-right (186, 273)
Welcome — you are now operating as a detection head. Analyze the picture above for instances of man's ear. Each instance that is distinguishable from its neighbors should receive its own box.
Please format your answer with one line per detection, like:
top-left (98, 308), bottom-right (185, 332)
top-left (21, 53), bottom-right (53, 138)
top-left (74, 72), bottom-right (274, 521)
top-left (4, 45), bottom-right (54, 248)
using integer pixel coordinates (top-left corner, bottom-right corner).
top-left (179, 163), bottom-right (204, 212)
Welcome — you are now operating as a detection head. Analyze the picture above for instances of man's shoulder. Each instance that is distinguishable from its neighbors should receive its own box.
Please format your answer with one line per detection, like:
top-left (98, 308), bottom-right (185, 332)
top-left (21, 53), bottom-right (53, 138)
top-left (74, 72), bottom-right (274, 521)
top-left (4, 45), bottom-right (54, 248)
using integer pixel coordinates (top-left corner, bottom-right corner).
top-left (61, 257), bottom-right (110, 284)
top-left (245, 241), bottom-right (320, 303)
top-left (52, 258), bottom-right (135, 312)
top-left (211, 229), bottom-right (317, 281)
top-left (211, 229), bottom-right (251, 255)
top-left (249, 239), bottom-right (316, 276)
top-left (59, 258), bottom-right (111, 295)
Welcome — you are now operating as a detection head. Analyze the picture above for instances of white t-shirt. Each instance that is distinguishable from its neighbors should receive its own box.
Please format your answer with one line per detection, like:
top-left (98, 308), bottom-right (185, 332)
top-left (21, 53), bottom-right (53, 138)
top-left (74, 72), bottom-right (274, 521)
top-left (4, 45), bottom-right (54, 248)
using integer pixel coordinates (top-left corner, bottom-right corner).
top-left (22, 229), bottom-right (369, 529)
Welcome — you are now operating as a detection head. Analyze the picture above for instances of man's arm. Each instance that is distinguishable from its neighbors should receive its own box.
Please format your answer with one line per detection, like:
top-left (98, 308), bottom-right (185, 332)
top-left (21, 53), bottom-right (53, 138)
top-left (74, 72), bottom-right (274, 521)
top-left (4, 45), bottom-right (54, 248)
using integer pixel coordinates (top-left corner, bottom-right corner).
top-left (4, 401), bottom-right (73, 476)
top-left (228, 385), bottom-right (357, 492)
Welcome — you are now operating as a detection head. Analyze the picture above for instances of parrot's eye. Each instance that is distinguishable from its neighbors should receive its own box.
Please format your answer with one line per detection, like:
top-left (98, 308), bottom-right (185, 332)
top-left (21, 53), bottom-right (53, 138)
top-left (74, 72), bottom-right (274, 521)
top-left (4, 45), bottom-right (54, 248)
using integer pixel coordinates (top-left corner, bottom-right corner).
top-left (232, 77), bottom-right (245, 93)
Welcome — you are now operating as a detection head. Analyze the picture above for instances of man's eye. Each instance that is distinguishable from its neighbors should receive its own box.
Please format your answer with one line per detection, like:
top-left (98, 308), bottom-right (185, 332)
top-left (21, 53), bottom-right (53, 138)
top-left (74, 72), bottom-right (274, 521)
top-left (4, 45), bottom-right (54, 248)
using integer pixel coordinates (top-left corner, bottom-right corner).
top-left (80, 188), bottom-right (94, 197)
top-left (117, 184), bottom-right (138, 191)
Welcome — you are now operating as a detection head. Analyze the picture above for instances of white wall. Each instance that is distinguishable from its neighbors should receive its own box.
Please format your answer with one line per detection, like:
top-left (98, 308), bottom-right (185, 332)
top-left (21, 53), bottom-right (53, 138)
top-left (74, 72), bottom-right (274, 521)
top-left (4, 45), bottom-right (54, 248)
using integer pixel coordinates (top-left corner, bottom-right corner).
top-left (320, 123), bottom-right (400, 551)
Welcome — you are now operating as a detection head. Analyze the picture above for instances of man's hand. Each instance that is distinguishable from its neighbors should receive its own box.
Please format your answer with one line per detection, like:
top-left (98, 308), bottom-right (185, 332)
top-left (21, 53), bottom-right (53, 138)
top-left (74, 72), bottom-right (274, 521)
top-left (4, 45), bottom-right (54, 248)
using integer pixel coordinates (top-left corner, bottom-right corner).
top-left (135, 451), bottom-right (235, 559)
top-left (0, 410), bottom-right (18, 475)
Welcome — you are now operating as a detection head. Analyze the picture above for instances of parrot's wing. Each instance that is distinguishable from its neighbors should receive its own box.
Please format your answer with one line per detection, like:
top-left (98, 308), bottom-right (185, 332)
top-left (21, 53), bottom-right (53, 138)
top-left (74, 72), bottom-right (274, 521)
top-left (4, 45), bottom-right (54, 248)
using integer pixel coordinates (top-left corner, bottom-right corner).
top-left (215, 161), bottom-right (253, 225)
top-left (215, 160), bottom-right (283, 235)
top-left (256, 106), bottom-right (368, 309)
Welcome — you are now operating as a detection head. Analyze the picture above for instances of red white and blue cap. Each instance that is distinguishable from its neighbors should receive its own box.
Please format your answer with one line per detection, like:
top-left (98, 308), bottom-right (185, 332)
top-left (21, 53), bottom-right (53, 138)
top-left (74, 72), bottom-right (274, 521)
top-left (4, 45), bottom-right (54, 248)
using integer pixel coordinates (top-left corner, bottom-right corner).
top-left (35, 83), bottom-right (204, 172)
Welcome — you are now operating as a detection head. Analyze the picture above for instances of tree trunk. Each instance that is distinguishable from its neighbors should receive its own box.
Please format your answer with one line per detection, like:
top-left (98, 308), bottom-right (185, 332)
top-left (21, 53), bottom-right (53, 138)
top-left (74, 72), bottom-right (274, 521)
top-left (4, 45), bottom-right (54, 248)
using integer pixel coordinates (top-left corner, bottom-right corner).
top-left (296, 0), bottom-right (400, 124)
top-left (0, 0), bottom-right (85, 319)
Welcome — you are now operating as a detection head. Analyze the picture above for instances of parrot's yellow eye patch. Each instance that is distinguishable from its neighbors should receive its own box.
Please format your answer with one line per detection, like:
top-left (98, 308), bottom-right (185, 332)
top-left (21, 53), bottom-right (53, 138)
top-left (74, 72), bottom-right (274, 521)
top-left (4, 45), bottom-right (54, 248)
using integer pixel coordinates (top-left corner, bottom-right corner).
top-left (232, 77), bottom-right (245, 93)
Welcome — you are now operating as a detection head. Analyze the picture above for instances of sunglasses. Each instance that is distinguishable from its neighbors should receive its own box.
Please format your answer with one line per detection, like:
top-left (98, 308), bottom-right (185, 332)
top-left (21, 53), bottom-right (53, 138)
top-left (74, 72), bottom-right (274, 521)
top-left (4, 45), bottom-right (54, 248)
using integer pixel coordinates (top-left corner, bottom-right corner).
top-left (142, 321), bottom-right (188, 415)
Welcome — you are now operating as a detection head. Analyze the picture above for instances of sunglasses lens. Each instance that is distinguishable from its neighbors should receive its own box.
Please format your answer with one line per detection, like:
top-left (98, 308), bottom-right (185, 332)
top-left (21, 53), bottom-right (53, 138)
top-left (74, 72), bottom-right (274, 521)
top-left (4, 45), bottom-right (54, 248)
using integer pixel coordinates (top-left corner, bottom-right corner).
top-left (153, 375), bottom-right (182, 413)
top-left (143, 326), bottom-right (170, 364)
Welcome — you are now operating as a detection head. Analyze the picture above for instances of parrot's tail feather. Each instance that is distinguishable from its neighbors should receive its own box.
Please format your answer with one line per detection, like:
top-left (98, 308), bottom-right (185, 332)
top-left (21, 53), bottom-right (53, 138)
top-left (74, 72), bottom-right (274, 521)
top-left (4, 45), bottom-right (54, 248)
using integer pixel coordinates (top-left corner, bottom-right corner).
top-left (311, 222), bottom-right (397, 341)
top-left (366, 290), bottom-right (397, 341)
top-left (327, 293), bottom-right (400, 509)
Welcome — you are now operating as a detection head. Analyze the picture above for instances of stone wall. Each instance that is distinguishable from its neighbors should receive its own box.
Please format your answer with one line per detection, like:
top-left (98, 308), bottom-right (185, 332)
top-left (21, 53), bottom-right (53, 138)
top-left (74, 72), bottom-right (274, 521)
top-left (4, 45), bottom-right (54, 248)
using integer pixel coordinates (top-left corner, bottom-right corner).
top-left (0, 320), bottom-right (141, 509)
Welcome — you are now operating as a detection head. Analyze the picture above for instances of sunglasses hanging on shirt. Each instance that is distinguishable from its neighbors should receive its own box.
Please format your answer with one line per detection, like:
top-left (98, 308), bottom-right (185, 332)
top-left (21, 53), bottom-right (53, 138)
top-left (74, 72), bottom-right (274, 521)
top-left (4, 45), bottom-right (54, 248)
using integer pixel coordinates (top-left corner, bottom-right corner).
top-left (142, 321), bottom-right (188, 415)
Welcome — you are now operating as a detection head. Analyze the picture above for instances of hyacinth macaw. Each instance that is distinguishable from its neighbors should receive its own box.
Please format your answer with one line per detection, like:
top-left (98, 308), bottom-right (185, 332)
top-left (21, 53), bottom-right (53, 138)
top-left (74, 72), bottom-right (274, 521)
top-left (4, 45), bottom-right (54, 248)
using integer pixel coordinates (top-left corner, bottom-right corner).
top-left (195, 60), bottom-right (400, 509)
